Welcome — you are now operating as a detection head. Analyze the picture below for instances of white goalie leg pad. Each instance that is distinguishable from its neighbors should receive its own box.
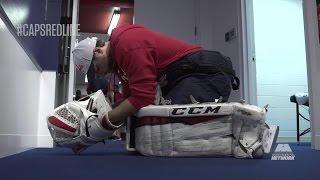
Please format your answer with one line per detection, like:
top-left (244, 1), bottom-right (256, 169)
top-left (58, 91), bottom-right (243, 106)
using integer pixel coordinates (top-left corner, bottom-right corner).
top-left (231, 116), bottom-right (264, 158)
top-left (231, 103), bottom-right (266, 158)
top-left (132, 102), bottom-right (272, 158)
top-left (232, 103), bottom-right (279, 158)
top-left (135, 102), bottom-right (265, 119)
top-left (262, 125), bottom-right (279, 154)
top-left (135, 116), bottom-right (233, 157)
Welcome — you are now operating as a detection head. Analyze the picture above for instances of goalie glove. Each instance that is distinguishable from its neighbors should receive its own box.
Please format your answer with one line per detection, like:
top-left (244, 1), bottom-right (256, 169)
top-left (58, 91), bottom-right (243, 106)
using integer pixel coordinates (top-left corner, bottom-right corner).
top-left (47, 90), bottom-right (123, 153)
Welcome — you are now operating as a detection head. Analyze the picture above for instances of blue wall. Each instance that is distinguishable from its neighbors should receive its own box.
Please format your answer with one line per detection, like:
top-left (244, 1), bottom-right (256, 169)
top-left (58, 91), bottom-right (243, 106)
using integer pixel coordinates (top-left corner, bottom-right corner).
top-left (0, 0), bottom-right (62, 70)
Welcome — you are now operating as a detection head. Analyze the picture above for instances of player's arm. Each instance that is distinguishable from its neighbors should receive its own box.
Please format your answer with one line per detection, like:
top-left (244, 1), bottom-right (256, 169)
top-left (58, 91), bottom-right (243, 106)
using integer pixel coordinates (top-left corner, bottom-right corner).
top-left (111, 98), bottom-right (126, 108)
top-left (108, 99), bottom-right (137, 124)
top-left (107, 48), bottom-right (157, 125)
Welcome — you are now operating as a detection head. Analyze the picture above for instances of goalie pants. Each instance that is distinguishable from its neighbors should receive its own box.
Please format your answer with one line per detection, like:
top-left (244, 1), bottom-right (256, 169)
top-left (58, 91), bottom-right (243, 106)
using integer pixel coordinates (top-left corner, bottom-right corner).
top-left (161, 50), bottom-right (238, 103)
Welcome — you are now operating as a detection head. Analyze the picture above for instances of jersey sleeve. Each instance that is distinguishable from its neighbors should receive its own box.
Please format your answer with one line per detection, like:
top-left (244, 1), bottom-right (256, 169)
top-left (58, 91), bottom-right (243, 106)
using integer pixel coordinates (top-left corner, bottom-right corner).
top-left (118, 47), bottom-right (157, 109)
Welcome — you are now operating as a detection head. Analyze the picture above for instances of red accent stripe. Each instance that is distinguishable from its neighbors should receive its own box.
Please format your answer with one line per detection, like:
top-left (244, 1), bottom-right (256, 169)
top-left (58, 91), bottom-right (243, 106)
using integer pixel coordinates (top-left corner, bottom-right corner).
top-left (101, 116), bottom-right (118, 130)
top-left (135, 115), bottom-right (229, 127)
top-left (48, 116), bottom-right (76, 133)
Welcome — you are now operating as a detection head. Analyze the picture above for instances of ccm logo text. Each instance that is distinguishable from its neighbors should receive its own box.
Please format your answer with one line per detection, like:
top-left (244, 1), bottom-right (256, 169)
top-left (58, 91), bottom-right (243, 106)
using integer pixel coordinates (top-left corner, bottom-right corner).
top-left (171, 106), bottom-right (221, 115)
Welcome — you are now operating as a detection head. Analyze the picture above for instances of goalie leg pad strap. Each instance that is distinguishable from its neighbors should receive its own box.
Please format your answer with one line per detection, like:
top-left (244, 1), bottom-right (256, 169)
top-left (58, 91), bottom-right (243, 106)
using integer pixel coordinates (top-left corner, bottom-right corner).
top-left (87, 115), bottom-right (121, 140)
top-left (231, 110), bottom-right (265, 158)
top-left (101, 116), bottom-right (123, 131)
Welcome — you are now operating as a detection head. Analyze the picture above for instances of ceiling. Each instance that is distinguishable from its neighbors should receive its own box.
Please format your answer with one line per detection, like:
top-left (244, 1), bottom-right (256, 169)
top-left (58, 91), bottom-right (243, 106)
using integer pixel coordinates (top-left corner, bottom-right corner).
top-left (79, 0), bottom-right (134, 33)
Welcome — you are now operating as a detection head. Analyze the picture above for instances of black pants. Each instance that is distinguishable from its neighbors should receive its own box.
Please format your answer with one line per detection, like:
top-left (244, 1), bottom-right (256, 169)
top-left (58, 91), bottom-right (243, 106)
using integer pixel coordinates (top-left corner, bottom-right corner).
top-left (161, 50), bottom-right (236, 104)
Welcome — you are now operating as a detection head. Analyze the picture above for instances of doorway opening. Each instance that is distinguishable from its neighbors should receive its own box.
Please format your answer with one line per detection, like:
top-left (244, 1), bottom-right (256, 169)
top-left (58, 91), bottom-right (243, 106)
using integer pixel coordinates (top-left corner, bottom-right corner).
top-left (245, 0), bottom-right (309, 142)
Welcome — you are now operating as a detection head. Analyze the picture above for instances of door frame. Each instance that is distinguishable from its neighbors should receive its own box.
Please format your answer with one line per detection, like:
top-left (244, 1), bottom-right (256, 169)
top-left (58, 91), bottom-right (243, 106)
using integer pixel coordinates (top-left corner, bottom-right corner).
top-left (302, 0), bottom-right (320, 150)
top-left (68, 0), bottom-right (79, 102)
top-left (241, 0), bottom-right (320, 150)
top-left (240, 0), bottom-right (257, 105)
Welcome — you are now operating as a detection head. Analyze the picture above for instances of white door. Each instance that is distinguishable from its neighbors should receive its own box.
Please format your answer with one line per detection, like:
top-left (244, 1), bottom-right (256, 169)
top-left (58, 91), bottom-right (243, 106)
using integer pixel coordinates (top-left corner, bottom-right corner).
top-left (245, 0), bottom-right (309, 140)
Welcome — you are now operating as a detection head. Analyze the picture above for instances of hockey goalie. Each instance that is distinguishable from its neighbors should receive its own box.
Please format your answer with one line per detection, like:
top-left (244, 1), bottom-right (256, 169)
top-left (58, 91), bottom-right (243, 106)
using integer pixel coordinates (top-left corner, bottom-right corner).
top-left (47, 90), bottom-right (278, 158)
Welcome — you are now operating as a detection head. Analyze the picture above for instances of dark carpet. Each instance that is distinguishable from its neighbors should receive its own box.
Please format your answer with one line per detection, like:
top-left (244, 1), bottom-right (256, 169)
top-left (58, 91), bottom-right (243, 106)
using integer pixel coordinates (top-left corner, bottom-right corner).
top-left (0, 142), bottom-right (318, 180)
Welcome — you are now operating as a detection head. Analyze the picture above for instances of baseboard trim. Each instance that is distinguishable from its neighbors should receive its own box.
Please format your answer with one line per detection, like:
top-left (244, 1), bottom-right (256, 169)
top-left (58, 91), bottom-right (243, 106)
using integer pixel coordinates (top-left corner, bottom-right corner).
top-left (37, 135), bottom-right (53, 147)
top-left (312, 135), bottom-right (320, 150)
top-left (0, 147), bottom-right (34, 159)
top-left (277, 136), bottom-right (311, 143)
top-left (0, 134), bottom-right (51, 158)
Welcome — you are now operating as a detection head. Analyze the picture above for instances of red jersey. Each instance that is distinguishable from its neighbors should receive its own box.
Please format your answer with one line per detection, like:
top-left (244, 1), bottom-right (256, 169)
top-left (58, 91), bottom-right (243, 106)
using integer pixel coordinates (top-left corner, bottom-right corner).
top-left (109, 24), bottom-right (202, 109)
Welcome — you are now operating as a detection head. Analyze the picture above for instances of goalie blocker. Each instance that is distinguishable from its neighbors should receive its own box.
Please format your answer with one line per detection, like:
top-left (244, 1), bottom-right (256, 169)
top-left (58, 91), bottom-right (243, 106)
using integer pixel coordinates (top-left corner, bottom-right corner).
top-left (127, 102), bottom-right (279, 158)
top-left (47, 90), bottom-right (122, 153)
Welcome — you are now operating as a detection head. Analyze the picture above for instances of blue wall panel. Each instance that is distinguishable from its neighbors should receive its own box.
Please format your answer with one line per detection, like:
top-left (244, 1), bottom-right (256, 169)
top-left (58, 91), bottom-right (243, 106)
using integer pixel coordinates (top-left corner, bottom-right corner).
top-left (0, 0), bottom-right (62, 70)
